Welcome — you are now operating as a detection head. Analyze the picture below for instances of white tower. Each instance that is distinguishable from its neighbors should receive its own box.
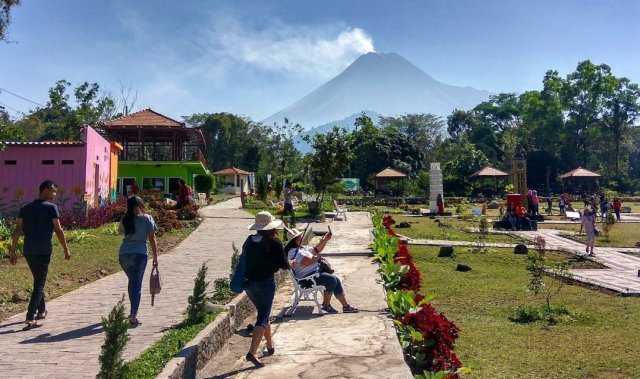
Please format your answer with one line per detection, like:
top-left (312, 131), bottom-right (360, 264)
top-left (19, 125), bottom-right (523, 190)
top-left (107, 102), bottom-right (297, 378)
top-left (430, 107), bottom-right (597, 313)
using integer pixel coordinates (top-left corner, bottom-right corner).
top-left (429, 162), bottom-right (443, 213)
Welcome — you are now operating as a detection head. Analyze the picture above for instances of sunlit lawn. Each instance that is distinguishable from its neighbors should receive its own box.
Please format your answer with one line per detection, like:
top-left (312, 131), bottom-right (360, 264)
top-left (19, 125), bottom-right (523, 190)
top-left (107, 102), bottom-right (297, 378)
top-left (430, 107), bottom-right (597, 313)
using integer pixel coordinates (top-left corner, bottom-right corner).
top-left (393, 215), bottom-right (523, 245)
top-left (413, 245), bottom-right (640, 378)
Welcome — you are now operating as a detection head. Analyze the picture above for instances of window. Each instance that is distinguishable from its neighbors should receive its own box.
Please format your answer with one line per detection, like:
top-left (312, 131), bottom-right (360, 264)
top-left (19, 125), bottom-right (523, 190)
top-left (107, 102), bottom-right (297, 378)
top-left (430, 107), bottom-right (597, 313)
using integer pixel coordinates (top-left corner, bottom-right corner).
top-left (142, 177), bottom-right (166, 192)
top-left (42, 160), bottom-right (54, 165)
top-left (62, 160), bottom-right (75, 165)
top-left (4, 160), bottom-right (17, 165)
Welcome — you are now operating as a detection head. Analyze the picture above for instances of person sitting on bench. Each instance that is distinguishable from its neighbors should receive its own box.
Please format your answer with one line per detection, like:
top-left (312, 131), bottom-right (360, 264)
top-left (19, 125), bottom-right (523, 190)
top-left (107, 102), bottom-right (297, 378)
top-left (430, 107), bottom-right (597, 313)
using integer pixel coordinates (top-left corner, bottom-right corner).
top-left (284, 227), bottom-right (359, 314)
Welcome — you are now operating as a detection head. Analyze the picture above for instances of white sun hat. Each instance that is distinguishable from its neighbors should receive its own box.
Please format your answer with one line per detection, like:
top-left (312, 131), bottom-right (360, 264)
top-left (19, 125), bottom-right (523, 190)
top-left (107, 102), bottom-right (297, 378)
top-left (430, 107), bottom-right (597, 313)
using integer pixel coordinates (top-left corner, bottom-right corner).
top-left (247, 211), bottom-right (283, 230)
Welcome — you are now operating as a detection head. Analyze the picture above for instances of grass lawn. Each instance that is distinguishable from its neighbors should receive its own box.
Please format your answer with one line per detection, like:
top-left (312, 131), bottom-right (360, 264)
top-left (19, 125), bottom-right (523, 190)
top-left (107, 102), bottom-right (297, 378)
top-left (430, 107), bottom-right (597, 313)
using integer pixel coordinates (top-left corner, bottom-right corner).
top-left (413, 245), bottom-right (640, 378)
top-left (0, 222), bottom-right (195, 322)
top-left (393, 215), bottom-right (524, 245)
top-left (539, 222), bottom-right (640, 249)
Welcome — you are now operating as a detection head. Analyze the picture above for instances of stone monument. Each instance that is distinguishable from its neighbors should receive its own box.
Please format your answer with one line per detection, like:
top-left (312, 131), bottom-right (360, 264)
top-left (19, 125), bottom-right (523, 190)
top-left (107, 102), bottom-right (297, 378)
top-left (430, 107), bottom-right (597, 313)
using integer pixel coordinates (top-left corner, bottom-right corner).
top-left (429, 162), bottom-right (443, 213)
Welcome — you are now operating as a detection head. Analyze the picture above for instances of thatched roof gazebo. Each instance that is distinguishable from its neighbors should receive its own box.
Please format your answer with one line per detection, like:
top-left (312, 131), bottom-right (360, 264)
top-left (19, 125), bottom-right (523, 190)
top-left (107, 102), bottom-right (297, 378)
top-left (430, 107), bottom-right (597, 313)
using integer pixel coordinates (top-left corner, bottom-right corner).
top-left (375, 167), bottom-right (407, 194)
top-left (470, 166), bottom-right (509, 194)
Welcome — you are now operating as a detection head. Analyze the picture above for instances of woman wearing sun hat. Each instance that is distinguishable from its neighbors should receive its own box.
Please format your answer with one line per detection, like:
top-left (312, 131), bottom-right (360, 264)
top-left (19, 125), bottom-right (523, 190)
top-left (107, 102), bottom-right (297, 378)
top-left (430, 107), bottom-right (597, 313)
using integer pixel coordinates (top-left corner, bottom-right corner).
top-left (284, 227), bottom-right (360, 314)
top-left (242, 211), bottom-right (290, 367)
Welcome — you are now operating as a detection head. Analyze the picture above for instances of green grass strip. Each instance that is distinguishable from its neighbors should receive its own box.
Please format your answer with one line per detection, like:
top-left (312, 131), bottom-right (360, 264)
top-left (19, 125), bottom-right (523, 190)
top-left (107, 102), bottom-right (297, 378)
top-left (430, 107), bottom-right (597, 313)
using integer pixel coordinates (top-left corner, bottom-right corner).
top-left (124, 311), bottom-right (221, 379)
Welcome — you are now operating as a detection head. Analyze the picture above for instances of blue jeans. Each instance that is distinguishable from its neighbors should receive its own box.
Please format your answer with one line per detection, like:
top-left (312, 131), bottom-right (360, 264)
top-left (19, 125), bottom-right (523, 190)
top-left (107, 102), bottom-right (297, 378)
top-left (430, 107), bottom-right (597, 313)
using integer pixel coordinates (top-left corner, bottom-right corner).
top-left (245, 277), bottom-right (275, 328)
top-left (24, 254), bottom-right (51, 321)
top-left (119, 254), bottom-right (148, 316)
top-left (314, 272), bottom-right (344, 296)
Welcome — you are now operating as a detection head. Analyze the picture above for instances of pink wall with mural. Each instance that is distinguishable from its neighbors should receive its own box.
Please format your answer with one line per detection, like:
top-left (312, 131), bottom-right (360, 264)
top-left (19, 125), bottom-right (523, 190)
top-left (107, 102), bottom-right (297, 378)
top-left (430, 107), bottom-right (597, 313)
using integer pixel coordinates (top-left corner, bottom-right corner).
top-left (0, 126), bottom-right (112, 215)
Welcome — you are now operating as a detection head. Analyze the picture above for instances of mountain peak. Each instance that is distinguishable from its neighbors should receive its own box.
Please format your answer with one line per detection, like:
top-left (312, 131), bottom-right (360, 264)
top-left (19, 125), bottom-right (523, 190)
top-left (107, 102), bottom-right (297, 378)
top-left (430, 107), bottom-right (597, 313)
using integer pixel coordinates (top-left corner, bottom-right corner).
top-left (263, 52), bottom-right (491, 128)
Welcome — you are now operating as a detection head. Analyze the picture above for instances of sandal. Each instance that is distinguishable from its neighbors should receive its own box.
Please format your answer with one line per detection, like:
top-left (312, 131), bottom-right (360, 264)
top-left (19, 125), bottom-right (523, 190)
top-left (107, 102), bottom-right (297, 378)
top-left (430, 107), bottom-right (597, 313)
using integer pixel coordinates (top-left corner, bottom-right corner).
top-left (246, 352), bottom-right (265, 368)
top-left (321, 304), bottom-right (339, 314)
top-left (36, 310), bottom-right (48, 320)
top-left (343, 305), bottom-right (360, 313)
top-left (128, 316), bottom-right (141, 327)
top-left (23, 320), bottom-right (43, 331)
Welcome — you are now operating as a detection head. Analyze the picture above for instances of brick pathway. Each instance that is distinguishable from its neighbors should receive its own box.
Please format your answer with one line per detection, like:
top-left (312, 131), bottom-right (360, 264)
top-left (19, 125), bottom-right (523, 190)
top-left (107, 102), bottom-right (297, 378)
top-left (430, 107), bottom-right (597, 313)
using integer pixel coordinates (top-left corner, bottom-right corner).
top-left (0, 198), bottom-right (252, 379)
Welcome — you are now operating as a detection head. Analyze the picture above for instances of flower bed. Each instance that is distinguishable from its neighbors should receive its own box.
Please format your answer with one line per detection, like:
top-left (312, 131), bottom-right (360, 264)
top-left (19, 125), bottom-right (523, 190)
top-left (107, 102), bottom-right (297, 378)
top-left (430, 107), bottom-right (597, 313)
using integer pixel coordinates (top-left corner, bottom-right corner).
top-left (372, 211), bottom-right (463, 378)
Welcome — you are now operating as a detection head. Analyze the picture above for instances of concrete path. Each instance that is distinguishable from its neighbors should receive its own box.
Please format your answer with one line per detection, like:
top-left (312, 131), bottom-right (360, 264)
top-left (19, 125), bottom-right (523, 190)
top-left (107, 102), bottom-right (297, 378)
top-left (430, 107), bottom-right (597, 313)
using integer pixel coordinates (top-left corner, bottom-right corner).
top-left (0, 198), bottom-right (252, 379)
top-left (198, 212), bottom-right (412, 379)
top-left (512, 229), bottom-right (640, 295)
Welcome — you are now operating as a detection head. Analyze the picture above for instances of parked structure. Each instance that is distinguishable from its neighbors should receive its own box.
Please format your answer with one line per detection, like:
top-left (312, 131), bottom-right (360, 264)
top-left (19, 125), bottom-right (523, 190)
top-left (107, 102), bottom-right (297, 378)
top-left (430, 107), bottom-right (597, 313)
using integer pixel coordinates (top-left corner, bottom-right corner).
top-left (0, 126), bottom-right (121, 215)
top-left (97, 109), bottom-right (208, 199)
top-left (212, 166), bottom-right (250, 195)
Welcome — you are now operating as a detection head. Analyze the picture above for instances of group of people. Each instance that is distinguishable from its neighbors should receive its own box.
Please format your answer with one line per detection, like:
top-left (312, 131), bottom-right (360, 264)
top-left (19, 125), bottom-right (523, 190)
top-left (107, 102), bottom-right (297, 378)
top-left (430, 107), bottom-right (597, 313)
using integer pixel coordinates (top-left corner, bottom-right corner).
top-left (127, 178), bottom-right (193, 208)
top-left (504, 202), bottom-right (533, 231)
top-left (9, 179), bottom-right (357, 369)
top-left (10, 180), bottom-right (159, 329)
top-left (240, 210), bottom-right (359, 367)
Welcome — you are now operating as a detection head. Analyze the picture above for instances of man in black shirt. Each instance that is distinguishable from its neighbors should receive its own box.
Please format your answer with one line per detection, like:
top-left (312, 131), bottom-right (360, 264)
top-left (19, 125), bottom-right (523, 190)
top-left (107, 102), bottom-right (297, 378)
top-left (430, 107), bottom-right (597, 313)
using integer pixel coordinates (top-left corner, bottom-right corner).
top-left (9, 180), bottom-right (71, 330)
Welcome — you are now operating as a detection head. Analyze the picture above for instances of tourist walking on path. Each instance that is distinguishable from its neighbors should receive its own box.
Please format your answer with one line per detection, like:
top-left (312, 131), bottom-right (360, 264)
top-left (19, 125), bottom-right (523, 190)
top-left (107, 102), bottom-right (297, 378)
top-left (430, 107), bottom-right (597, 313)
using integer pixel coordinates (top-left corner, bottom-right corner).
top-left (118, 196), bottom-right (158, 327)
top-left (283, 181), bottom-right (295, 220)
top-left (579, 208), bottom-right (597, 256)
top-left (243, 211), bottom-right (290, 368)
top-left (285, 227), bottom-right (360, 314)
top-left (612, 197), bottom-right (622, 221)
top-left (9, 180), bottom-right (71, 330)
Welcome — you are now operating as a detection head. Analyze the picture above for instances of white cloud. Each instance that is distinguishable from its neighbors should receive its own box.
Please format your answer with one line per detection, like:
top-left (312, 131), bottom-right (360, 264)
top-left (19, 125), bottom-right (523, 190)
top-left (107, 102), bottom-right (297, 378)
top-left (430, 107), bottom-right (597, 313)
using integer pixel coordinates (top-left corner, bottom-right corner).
top-left (206, 19), bottom-right (376, 78)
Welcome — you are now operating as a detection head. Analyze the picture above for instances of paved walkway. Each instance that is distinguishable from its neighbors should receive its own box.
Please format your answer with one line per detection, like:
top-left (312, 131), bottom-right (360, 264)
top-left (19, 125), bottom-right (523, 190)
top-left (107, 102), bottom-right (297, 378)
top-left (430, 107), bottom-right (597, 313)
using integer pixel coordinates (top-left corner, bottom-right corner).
top-left (513, 229), bottom-right (640, 295)
top-left (198, 212), bottom-right (412, 379)
top-left (0, 198), bottom-right (252, 379)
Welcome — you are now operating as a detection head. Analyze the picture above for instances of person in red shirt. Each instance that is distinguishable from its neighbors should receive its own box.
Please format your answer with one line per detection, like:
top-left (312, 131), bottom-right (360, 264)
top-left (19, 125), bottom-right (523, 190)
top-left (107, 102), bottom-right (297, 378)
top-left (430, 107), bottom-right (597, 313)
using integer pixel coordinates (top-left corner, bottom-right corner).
top-left (177, 179), bottom-right (193, 208)
top-left (613, 197), bottom-right (622, 221)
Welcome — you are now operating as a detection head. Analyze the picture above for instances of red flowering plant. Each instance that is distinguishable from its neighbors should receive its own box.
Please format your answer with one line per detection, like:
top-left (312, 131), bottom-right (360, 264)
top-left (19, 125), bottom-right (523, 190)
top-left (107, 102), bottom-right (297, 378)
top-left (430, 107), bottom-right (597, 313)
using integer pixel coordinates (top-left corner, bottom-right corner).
top-left (400, 303), bottom-right (462, 373)
top-left (382, 215), bottom-right (396, 228)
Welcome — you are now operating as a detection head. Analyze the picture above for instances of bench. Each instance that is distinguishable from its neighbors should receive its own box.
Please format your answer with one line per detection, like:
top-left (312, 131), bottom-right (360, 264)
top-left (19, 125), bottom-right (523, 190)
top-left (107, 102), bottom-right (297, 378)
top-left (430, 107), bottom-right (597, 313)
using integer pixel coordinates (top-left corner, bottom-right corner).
top-left (565, 211), bottom-right (581, 221)
top-left (286, 270), bottom-right (325, 316)
top-left (332, 199), bottom-right (348, 221)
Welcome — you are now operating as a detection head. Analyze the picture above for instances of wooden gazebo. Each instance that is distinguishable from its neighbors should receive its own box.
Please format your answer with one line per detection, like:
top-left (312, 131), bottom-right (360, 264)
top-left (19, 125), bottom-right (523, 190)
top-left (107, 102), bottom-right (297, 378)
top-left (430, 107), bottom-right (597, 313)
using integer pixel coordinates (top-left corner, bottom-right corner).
top-left (559, 167), bottom-right (601, 192)
top-left (375, 167), bottom-right (407, 194)
top-left (470, 166), bottom-right (509, 193)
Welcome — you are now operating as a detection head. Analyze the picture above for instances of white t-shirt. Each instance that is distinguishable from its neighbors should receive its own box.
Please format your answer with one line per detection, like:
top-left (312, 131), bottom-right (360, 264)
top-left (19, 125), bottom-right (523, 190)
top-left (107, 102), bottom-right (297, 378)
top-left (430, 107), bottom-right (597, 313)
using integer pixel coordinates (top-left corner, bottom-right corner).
top-left (287, 246), bottom-right (319, 278)
top-left (582, 214), bottom-right (595, 233)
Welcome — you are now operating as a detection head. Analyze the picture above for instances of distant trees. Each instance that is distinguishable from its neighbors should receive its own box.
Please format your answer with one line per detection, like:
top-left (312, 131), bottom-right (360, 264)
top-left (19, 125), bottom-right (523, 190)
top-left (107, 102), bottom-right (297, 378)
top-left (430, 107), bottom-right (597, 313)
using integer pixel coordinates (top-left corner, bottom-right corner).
top-left (1, 0), bottom-right (21, 41)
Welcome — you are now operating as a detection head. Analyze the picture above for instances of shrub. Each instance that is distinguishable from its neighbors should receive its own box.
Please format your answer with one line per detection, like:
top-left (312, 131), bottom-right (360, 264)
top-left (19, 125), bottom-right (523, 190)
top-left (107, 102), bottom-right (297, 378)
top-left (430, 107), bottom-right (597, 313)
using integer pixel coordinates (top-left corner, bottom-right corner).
top-left (97, 296), bottom-right (130, 379)
top-left (256, 177), bottom-right (268, 200)
top-left (230, 242), bottom-right (241, 273)
top-left (194, 174), bottom-right (215, 196)
top-left (186, 263), bottom-right (210, 323)
top-left (176, 203), bottom-right (199, 220)
top-left (211, 277), bottom-right (233, 304)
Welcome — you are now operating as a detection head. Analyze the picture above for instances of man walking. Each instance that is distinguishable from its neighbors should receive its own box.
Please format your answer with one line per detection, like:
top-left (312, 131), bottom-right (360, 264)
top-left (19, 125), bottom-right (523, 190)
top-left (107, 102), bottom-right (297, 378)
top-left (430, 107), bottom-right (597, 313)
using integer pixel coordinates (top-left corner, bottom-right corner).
top-left (9, 180), bottom-right (71, 330)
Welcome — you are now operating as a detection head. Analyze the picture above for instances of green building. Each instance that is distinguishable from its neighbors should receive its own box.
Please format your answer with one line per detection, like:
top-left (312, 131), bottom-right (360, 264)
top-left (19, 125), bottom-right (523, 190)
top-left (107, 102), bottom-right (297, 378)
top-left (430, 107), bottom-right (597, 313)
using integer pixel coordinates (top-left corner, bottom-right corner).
top-left (97, 109), bottom-right (208, 198)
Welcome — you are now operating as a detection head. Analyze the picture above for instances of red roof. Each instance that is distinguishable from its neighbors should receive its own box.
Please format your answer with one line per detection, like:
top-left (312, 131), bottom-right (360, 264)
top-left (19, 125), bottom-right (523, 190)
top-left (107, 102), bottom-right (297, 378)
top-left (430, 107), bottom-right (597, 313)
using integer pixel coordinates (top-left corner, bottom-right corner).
top-left (100, 108), bottom-right (184, 128)
top-left (212, 166), bottom-right (251, 175)
top-left (2, 141), bottom-right (83, 146)
top-left (375, 167), bottom-right (407, 178)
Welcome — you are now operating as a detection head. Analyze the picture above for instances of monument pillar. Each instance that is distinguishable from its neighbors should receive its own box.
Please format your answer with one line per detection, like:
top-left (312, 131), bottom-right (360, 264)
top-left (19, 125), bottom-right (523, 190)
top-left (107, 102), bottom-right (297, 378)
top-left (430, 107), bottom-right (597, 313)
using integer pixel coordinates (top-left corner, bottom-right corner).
top-left (429, 162), bottom-right (443, 213)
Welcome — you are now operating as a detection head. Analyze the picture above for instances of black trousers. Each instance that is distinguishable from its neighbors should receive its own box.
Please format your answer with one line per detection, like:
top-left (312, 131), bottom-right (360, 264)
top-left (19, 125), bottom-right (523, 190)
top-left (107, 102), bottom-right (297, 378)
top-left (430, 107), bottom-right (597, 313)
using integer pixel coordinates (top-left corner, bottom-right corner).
top-left (24, 254), bottom-right (51, 321)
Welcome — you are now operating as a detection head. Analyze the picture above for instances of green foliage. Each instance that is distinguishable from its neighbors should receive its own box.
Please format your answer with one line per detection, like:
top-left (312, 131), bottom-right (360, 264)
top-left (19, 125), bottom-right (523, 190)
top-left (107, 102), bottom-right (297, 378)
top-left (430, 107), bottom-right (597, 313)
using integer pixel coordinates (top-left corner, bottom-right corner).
top-left (210, 277), bottom-right (233, 304)
top-left (97, 296), bottom-right (130, 379)
top-left (0, 1), bottom-right (22, 42)
top-left (304, 126), bottom-right (353, 195)
top-left (66, 230), bottom-right (97, 244)
top-left (256, 177), bottom-right (267, 201)
top-left (230, 242), bottom-right (240, 274)
top-left (478, 218), bottom-right (489, 235)
top-left (602, 210), bottom-right (616, 241)
top-left (193, 174), bottom-right (214, 195)
top-left (123, 311), bottom-right (219, 379)
top-left (186, 263), bottom-right (210, 323)
top-left (386, 290), bottom-right (433, 318)
top-left (274, 179), bottom-right (283, 199)
top-left (378, 259), bottom-right (409, 291)
top-left (508, 304), bottom-right (571, 325)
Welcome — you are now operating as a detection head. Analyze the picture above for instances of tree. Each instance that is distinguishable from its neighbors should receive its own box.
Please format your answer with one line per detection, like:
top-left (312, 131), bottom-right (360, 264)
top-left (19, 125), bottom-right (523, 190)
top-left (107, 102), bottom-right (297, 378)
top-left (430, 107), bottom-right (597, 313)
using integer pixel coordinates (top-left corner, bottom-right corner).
top-left (0, 0), bottom-right (21, 42)
top-left (304, 126), bottom-right (353, 199)
top-left (97, 296), bottom-right (130, 379)
top-left (441, 139), bottom-right (489, 195)
top-left (379, 113), bottom-right (446, 165)
top-left (446, 109), bottom-right (476, 140)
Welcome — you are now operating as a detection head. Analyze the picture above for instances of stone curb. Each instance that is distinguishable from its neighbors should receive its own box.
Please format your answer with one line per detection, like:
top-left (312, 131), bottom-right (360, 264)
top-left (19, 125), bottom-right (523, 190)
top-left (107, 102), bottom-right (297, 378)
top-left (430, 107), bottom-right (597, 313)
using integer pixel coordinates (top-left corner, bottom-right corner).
top-left (157, 271), bottom-right (287, 379)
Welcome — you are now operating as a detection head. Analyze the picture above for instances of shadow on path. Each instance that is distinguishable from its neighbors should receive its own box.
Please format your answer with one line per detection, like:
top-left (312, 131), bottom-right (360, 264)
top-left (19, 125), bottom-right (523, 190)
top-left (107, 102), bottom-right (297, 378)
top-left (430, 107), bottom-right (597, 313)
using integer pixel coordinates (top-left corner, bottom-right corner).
top-left (19, 322), bottom-right (103, 344)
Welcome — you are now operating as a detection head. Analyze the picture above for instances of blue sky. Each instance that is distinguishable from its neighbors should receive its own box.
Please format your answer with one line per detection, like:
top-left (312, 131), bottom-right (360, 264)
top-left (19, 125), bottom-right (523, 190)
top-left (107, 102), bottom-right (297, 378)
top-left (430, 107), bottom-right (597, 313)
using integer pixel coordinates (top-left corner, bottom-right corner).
top-left (1, 0), bottom-right (639, 122)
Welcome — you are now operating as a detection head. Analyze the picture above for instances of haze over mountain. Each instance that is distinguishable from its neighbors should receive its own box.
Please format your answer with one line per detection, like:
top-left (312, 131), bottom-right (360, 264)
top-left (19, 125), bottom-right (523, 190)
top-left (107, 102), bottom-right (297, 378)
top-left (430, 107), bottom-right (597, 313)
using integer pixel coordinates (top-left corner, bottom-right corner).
top-left (263, 52), bottom-right (492, 129)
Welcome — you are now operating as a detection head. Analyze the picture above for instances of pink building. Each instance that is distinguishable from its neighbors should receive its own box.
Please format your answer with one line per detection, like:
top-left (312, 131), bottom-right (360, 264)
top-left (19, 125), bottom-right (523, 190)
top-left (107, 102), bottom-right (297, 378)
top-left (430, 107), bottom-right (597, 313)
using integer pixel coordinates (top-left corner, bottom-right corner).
top-left (0, 126), bottom-right (116, 215)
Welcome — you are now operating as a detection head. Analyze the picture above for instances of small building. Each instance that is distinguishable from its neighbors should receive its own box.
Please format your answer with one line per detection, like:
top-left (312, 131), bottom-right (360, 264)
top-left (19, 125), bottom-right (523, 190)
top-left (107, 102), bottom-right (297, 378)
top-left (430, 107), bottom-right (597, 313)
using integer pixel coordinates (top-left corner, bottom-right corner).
top-left (97, 109), bottom-right (208, 198)
top-left (374, 167), bottom-right (407, 194)
top-left (0, 126), bottom-right (120, 215)
top-left (212, 167), bottom-right (251, 195)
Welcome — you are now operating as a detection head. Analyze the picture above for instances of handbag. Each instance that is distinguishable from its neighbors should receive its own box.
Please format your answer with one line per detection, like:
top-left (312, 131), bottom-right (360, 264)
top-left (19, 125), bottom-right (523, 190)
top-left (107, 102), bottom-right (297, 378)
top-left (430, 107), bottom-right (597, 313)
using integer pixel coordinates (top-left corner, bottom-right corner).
top-left (593, 226), bottom-right (600, 237)
top-left (318, 257), bottom-right (334, 274)
top-left (230, 250), bottom-right (247, 293)
top-left (149, 264), bottom-right (162, 306)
